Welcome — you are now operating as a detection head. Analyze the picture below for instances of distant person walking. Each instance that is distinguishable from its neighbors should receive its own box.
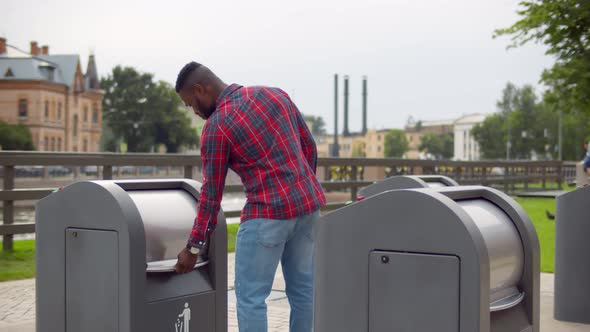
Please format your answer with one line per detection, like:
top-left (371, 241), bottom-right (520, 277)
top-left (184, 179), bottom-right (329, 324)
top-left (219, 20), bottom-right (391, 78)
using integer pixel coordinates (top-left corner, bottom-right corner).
top-left (173, 62), bottom-right (326, 332)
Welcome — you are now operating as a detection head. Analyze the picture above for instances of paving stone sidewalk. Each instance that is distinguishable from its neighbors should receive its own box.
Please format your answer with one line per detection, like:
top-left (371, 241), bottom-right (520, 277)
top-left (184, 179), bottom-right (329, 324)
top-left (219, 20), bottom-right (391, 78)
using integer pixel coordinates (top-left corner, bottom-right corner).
top-left (0, 253), bottom-right (291, 331)
top-left (1, 255), bottom-right (590, 331)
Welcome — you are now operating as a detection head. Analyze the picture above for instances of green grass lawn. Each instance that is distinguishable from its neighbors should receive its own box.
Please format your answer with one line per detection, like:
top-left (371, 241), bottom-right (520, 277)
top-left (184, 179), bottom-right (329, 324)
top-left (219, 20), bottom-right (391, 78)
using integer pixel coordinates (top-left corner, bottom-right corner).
top-left (0, 240), bottom-right (35, 282)
top-left (514, 197), bottom-right (556, 273)
top-left (227, 223), bottom-right (239, 253)
top-left (0, 197), bottom-right (557, 281)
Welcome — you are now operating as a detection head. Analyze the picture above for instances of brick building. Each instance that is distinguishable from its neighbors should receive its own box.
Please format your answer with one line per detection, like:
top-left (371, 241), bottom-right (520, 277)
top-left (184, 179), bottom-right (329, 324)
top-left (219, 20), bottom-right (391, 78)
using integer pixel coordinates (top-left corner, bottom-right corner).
top-left (0, 37), bottom-right (103, 152)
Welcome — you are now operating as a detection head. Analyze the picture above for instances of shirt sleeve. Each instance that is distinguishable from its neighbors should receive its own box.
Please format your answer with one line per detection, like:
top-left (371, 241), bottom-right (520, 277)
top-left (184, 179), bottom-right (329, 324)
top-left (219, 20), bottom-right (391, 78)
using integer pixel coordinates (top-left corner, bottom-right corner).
top-left (187, 121), bottom-right (230, 249)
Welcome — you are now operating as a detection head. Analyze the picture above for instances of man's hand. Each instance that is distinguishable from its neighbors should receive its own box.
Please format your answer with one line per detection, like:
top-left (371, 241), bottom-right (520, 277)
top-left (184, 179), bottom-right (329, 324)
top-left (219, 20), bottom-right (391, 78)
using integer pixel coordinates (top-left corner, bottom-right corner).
top-left (175, 247), bottom-right (198, 274)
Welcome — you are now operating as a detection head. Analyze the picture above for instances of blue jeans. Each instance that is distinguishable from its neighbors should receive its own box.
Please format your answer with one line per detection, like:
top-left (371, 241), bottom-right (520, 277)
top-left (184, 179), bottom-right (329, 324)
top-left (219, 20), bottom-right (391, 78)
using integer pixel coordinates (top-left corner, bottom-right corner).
top-left (235, 210), bottom-right (319, 332)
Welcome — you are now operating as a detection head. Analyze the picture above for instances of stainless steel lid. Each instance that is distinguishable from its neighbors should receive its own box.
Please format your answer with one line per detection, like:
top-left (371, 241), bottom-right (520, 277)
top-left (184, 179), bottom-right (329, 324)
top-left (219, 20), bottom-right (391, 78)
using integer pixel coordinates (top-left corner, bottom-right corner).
top-left (458, 199), bottom-right (525, 311)
top-left (127, 189), bottom-right (205, 272)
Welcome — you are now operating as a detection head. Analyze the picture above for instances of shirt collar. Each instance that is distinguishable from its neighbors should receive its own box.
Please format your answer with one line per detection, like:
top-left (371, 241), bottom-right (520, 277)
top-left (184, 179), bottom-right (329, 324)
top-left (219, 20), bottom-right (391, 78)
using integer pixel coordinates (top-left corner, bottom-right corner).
top-left (215, 84), bottom-right (242, 108)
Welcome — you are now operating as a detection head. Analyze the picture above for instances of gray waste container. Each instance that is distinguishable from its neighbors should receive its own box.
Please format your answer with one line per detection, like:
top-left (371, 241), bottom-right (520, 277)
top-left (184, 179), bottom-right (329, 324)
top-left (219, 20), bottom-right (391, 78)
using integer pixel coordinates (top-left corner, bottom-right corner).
top-left (554, 185), bottom-right (590, 323)
top-left (359, 175), bottom-right (458, 198)
top-left (36, 179), bottom-right (227, 332)
top-left (314, 185), bottom-right (540, 332)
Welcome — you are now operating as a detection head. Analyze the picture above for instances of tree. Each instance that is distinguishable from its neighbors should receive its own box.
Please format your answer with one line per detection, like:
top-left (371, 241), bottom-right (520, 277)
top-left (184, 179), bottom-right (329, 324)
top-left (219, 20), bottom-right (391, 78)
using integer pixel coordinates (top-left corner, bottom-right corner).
top-left (495, 0), bottom-right (590, 114)
top-left (419, 133), bottom-right (454, 160)
top-left (506, 84), bottom-right (540, 159)
top-left (560, 110), bottom-right (590, 160)
top-left (384, 129), bottom-right (409, 158)
top-left (303, 115), bottom-right (327, 136)
top-left (471, 113), bottom-right (507, 159)
top-left (414, 120), bottom-right (423, 132)
top-left (100, 121), bottom-right (119, 152)
top-left (101, 66), bottom-right (157, 152)
top-left (0, 122), bottom-right (34, 150)
top-left (101, 67), bottom-right (198, 152)
top-left (152, 81), bottom-right (199, 153)
top-left (473, 82), bottom-right (590, 160)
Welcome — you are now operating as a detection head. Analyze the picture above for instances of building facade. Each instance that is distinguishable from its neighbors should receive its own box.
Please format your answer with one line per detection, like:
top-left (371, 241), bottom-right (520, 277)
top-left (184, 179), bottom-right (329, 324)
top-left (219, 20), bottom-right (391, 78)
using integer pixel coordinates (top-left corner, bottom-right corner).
top-left (316, 130), bottom-right (388, 158)
top-left (0, 38), bottom-right (103, 152)
top-left (453, 113), bottom-right (487, 161)
top-left (405, 118), bottom-right (455, 159)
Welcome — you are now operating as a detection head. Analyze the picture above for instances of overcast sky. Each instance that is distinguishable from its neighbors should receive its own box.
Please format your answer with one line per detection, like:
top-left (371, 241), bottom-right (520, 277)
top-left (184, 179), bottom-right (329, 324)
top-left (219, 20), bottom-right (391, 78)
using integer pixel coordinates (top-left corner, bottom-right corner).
top-left (3, 0), bottom-right (553, 133)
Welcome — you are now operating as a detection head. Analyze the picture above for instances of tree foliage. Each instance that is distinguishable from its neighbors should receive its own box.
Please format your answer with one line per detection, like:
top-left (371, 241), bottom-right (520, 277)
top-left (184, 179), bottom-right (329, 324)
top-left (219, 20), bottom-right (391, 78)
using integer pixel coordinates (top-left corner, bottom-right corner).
top-left (419, 133), bottom-right (454, 160)
top-left (152, 81), bottom-right (199, 153)
top-left (384, 129), bottom-right (409, 158)
top-left (471, 113), bottom-right (506, 159)
top-left (472, 82), bottom-right (590, 160)
top-left (495, 0), bottom-right (590, 114)
top-left (0, 122), bottom-right (34, 150)
top-left (101, 66), bottom-right (198, 152)
top-left (303, 115), bottom-right (327, 136)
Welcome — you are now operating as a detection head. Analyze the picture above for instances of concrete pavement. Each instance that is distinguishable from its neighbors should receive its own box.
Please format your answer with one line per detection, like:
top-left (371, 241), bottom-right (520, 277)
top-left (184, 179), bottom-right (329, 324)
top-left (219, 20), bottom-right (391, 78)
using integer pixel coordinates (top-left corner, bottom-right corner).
top-left (1, 253), bottom-right (589, 331)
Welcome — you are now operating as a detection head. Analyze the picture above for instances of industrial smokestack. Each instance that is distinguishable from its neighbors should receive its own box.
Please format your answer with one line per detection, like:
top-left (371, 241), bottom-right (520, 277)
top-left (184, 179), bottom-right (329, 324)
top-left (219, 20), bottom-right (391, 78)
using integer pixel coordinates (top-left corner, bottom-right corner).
top-left (343, 75), bottom-right (350, 137)
top-left (362, 75), bottom-right (368, 135)
top-left (333, 74), bottom-right (340, 157)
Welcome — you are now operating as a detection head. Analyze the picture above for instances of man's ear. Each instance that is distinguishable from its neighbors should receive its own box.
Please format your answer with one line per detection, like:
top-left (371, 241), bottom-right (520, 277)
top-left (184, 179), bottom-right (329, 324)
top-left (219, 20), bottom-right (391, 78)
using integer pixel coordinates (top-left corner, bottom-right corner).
top-left (194, 83), bottom-right (205, 97)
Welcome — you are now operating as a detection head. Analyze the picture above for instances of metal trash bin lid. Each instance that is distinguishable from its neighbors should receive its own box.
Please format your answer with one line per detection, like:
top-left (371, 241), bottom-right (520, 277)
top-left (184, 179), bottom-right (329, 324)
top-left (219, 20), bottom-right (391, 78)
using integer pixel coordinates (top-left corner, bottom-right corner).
top-left (458, 199), bottom-right (525, 311)
top-left (127, 189), bottom-right (203, 271)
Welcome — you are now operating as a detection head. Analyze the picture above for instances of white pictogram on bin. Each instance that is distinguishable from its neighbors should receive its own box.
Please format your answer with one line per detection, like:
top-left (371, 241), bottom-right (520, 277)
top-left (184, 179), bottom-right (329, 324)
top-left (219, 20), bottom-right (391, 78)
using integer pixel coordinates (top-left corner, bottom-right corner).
top-left (175, 302), bottom-right (191, 332)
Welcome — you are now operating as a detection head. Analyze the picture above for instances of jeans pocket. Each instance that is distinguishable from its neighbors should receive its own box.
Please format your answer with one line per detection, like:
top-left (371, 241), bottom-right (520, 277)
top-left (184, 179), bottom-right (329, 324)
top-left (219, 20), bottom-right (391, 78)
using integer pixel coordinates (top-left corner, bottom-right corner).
top-left (256, 219), bottom-right (290, 248)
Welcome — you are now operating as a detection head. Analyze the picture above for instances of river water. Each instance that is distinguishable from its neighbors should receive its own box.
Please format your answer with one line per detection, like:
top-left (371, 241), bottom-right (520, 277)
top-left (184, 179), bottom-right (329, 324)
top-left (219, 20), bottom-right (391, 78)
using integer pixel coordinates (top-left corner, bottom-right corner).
top-left (1, 192), bottom-right (247, 241)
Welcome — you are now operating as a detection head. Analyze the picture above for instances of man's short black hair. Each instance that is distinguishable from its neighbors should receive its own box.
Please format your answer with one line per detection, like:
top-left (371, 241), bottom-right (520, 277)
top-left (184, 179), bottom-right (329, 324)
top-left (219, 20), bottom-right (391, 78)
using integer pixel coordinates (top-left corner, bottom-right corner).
top-left (175, 61), bottom-right (202, 93)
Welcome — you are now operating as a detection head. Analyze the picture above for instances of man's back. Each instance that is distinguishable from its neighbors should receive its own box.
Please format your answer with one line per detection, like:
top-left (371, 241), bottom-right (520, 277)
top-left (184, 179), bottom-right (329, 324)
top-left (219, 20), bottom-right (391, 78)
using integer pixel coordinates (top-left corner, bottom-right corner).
top-left (204, 84), bottom-right (326, 221)
top-left (175, 62), bottom-right (321, 331)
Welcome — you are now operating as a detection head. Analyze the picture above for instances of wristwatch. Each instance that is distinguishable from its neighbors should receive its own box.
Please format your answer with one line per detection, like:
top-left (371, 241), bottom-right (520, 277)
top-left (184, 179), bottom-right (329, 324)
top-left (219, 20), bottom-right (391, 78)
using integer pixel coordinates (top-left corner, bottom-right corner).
top-left (187, 245), bottom-right (200, 255)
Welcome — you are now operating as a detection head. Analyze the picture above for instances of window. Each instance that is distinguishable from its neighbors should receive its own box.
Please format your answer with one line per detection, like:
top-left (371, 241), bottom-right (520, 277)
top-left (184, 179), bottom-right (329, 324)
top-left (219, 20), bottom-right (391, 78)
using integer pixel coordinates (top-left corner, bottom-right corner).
top-left (45, 101), bottom-right (50, 119)
top-left (377, 146), bottom-right (382, 152)
top-left (377, 135), bottom-right (382, 141)
top-left (73, 114), bottom-right (79, 137)
top-left (92, 103), bottom-right (99, 124)
top-left (44, 136), bottom-right (49, 151)
top-left (83, 139), bottom-right (88, 152)
top-left (50, 138), bottom-right (55, 151)
top-left (83, 106), bottom-right (88, 122)
top-left (57, 102), bottom-right (62, 120)
top-left (57, 138), bottom-right (62, 151)
top-left (18, 99), bottom-right (27, 119)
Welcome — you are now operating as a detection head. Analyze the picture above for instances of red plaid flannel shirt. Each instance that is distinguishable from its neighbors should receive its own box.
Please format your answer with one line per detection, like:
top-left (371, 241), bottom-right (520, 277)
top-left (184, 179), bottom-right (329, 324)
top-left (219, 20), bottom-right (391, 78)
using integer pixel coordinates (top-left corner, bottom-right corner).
top-left (188, 84), bottom-right (326, 249)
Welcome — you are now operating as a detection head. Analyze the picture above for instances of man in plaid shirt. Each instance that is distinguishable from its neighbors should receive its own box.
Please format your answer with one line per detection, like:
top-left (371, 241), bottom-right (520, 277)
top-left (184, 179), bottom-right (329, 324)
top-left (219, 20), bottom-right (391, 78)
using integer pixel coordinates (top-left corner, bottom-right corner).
top-left (174, 62), bottom-right (326, 332)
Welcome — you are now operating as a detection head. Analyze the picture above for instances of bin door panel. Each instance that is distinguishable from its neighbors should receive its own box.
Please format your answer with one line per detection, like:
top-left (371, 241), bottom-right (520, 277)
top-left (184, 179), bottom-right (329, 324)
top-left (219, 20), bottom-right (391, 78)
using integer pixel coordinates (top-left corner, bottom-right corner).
top-left (369, 251), bottom-right (460, 332)
top-left (66, 228), bottom-right (118, 332)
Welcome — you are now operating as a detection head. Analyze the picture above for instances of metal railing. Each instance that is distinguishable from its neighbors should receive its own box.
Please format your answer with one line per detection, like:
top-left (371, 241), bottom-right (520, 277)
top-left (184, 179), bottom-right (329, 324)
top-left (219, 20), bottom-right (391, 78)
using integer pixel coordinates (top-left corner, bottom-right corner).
top-left (1, 151), bottom-right (567, 251)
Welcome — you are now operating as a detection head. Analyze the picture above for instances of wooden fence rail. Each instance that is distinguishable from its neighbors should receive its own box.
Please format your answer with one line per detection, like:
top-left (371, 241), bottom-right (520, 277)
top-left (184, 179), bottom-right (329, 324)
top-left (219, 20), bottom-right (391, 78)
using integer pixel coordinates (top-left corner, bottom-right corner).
top-left (1, 151), bottom-right (569, 251)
